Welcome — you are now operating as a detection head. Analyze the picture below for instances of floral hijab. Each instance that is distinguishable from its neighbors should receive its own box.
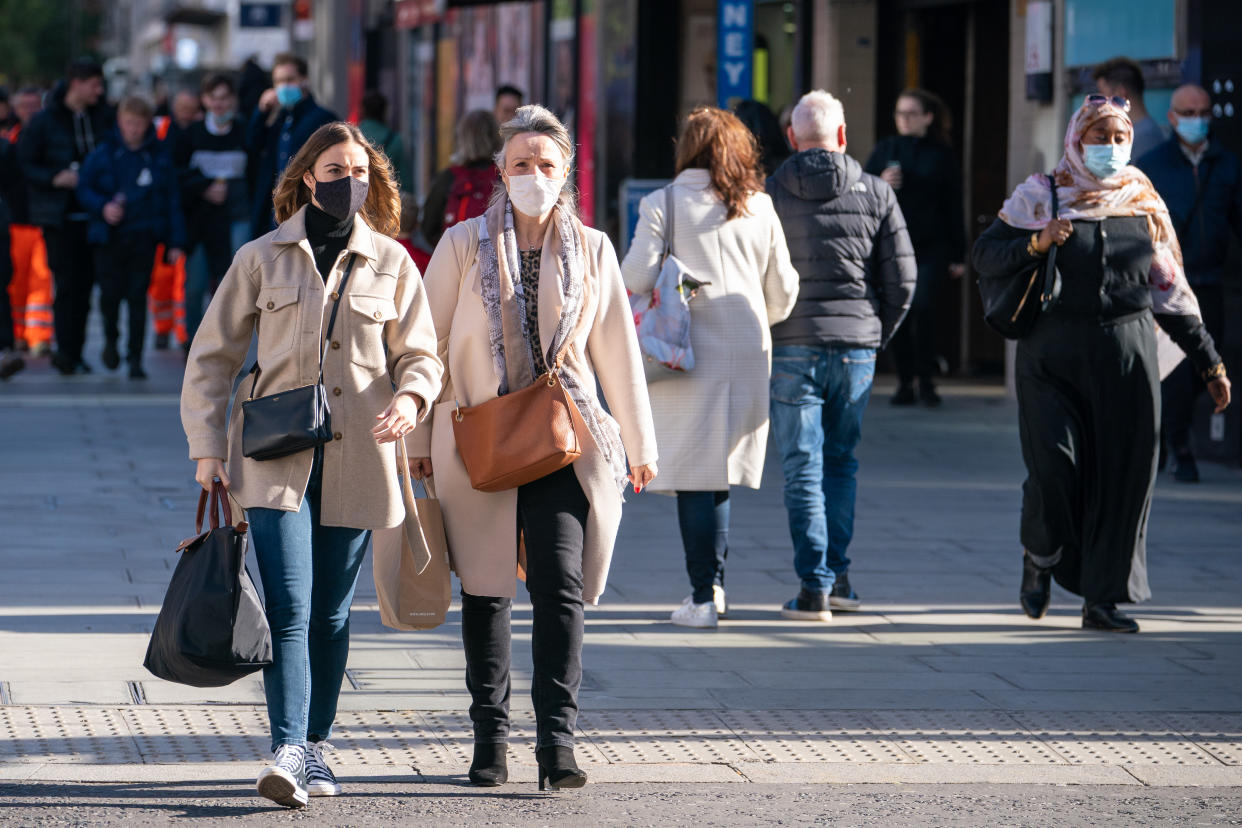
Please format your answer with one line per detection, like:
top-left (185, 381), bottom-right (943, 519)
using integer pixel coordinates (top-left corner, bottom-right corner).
top-left (998, 97), bottom-right (1200, 317)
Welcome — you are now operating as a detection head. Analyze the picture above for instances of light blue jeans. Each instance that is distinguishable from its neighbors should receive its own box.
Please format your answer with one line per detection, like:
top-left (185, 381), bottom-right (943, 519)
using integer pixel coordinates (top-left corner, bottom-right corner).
top-left (769, 345), bottom-right (876, 593)
top-left (247, 448), bottom-right (371, 751)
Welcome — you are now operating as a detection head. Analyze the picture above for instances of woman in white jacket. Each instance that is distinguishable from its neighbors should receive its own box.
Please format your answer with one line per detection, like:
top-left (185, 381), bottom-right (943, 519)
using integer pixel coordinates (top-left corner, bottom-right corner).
top-left (621, 107), bottom-right (799, 629)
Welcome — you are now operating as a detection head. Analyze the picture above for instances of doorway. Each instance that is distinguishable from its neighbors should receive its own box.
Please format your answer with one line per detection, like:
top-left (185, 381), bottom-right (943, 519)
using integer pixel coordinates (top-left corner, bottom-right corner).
top-left (875, 0), bottom-right (1010, 377)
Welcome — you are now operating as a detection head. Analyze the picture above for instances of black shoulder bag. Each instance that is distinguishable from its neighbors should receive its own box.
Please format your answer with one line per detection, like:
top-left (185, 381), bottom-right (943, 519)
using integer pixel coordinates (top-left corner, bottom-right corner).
top-left (979, 175), bottom-right (1062, 340)
top-left (241, 254), bottom-right (357, 461)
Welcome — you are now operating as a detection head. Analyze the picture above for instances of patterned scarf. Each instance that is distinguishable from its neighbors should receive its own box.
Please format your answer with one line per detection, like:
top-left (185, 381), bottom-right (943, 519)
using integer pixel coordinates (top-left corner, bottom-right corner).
top-left (998, 99), bottom-right (1201, 318)
top-left (477, 196), bottom-right (629, 493)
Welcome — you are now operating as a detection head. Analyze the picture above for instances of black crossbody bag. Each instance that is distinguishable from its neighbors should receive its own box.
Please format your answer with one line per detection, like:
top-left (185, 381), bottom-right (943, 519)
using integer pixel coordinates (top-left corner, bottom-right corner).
top-left (241, 254), bottom-right (357, 461)
top-left (979, 174), bottom-right (1062, 340)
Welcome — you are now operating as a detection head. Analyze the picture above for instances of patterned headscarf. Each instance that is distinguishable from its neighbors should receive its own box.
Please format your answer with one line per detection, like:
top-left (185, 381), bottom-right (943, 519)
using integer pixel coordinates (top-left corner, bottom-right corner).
top-left (998, 97), bottom-right (1199, 317)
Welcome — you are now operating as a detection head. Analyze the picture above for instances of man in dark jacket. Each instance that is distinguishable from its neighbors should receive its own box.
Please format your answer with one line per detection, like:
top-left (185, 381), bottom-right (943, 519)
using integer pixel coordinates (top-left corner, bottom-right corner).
top-left (766, 89), bottom-right (917, 621)
top-left (246, 53), bottom-right (335, 239)
top-left (77, 96), bottom-right (185, 379)
top-left (1137, 83), bottom-right (1242, 482)
top-left (17, 58), bottom-right (113, 375)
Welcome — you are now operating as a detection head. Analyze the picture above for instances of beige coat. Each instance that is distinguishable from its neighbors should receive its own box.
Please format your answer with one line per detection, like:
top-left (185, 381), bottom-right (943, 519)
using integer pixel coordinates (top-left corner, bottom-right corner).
top-left (181, 206), bottom-right (443, 529)
top-left (409, 216), bottom-right (658, 604)
top-left (621, 169), bottom-right (799, 491)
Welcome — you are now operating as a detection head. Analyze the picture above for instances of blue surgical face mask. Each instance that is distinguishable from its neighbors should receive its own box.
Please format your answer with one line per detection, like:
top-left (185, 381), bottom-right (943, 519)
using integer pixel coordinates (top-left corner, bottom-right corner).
top-left (1083, 142), bottom-right (1131, 180)
top-left (1174, 116), bottom-right (1210, 146)
top-left (275, 84), bottom-right (303, 109)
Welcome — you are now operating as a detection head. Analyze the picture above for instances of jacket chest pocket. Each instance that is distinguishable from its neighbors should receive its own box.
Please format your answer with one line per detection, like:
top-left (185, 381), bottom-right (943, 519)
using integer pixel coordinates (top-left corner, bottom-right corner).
top-left (255, 285), bottom-right (300, 358)
top-left (347, 293), bottom-right (398, 370)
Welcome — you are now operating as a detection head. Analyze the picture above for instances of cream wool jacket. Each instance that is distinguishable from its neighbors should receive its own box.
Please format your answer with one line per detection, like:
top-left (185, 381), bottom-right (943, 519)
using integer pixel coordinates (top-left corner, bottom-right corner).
top-left (409, 216), bottom-right (658, 604)
top-left (181, 206), bottom-right (443, 529)
top-left (621, 169), bottom-right (799, 491)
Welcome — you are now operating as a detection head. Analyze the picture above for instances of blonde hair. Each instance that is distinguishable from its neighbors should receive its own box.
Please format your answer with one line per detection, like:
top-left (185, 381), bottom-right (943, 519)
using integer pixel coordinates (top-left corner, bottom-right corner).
top-left (272, 121), bottom-right (401, 237)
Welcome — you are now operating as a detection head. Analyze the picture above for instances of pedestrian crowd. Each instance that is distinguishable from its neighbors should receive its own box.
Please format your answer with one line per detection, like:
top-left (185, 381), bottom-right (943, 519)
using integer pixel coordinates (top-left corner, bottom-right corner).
top-left (0, 50), bottom-right (1236, 808)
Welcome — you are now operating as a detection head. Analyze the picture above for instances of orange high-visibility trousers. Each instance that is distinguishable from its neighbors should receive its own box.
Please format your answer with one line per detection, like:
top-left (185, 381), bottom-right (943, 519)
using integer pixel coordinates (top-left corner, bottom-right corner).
top-left (148, 244), bottom-right (187, 345)
top-left (7, 224), bottom-right (54, 350)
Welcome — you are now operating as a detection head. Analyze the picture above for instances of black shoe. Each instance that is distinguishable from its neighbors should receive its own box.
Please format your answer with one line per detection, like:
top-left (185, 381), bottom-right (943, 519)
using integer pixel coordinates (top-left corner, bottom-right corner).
top-left (1082, 603), bottom-right (1139, 633)
top-left (828, 574), bottom-right (861, 610)
top-left (1019, 553), bottom-right (1052, 619)
top-left (51, 352), bottom-right (77, 375)
top-left (154, 333), bottom-right (170, 350)
top-left (780, 587), bottom-right (832, 621)
top-left (468, 743), bottom-right (509, 787)
top-left (536, 746), bottom-right (587, 791)
top-left (0, 351), bottom-right (25, 380)
top-left (1171, 451), bottom-right (1200, 483)
top-left (102, 342), bottom-right (120, 370)
top-left (890, 385), bottom-right (917, 406)
top-left (129, 363), bottom-right (148, 380)
top-left (919, 381), bottom-right (942, 408)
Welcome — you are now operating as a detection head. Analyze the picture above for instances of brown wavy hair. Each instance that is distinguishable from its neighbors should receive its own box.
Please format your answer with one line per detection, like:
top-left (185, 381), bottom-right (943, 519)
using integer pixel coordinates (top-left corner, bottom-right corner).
top-left (272, 121), bottom-right (401, 237)
top-left (674, 107), bottom-right (764, 220)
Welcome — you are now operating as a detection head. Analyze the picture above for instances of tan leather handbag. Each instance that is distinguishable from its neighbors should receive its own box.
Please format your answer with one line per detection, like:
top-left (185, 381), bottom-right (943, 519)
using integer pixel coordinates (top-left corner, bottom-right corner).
top-left (451, 354), bottom-right (591, 492)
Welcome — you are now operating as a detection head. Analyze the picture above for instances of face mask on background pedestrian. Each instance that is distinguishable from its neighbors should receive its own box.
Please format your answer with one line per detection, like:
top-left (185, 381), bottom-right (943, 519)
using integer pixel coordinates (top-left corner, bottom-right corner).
top-left (206, 110), bottom-right (234, 131)
top-left (506, 172), bottom-right (565, 217)
top-left (1173, 116), bottom-right (1210, 146)
top-left (1082, 142), bottom-right (1131, 180)
top-left (275, 84), bottom-right (303, 109)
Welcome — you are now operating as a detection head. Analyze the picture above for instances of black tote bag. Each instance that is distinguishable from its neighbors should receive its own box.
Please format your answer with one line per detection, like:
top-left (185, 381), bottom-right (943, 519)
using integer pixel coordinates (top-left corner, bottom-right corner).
top-left (144, 480), bottom-right (273, 687)
top-left (979, 174), bottom-right (1062, 340)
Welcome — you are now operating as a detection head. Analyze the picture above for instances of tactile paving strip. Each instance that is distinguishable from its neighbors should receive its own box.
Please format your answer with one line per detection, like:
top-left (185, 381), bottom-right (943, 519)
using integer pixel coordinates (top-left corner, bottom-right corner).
top-left (0, 706), bottom-right (141, 764)
top-left (1163, 713), bottom-right (1242, 766)
top-left (419, 711), bottom-right (542, 766)
top-left (579, 709), bottom-right (760, 764)
top-left (1010, 711), bottom-right (1221, 766)
top-left (122, 707), bottom-right (268, 763)
top-left (864, 710), bottom-right (1068, 765)
top-left (724, 709), bottom-right (914, 763)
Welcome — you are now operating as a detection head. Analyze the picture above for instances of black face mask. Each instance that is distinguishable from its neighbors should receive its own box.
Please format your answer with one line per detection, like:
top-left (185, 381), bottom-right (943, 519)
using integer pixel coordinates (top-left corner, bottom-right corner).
top-left (312, 175), bottom-right (369, 221)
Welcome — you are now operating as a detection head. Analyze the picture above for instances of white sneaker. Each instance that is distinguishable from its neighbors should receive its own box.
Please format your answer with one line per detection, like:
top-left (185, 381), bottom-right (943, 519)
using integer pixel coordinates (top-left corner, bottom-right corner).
top-left (681, 585), bottom-right (728, 618)
top-left (671, 597), bottom-right (718, 628)
top-left (256, 744), bottom-right (308, 808)
top-left (305, 740), bottom-right (342, 796)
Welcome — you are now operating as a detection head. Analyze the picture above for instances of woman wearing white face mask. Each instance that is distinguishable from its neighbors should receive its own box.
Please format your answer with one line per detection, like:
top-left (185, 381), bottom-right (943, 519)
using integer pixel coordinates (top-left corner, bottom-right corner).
top-left (412, 105), bottom-right (658, 790)
top-left (973, 95), bottom-right (1231, 634)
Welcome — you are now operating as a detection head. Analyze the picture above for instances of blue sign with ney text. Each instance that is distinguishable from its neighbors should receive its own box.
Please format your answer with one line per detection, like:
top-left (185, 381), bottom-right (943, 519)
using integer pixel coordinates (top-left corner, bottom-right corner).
top-left (717, 0), bottom-right (753, 108)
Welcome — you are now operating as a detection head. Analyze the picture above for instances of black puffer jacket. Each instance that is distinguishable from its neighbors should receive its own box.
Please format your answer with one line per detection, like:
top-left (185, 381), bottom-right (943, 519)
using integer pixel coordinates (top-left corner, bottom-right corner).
top-left (766, 148), bottom-right (917, 349)
top-left (16, 81), bottom-right (114, 228)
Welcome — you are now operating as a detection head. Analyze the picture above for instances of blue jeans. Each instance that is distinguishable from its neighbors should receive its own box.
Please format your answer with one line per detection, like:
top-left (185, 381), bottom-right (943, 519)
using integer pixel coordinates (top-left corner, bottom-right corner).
top-left (247, 448), bottom-right (371, 751)
top-left (769, 345), bottom-right (875, 593)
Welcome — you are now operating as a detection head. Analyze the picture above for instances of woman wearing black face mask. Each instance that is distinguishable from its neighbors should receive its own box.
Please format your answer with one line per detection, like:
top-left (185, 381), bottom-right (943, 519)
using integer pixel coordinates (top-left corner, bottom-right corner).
top-left (181, 122), bottom-right (442, 808)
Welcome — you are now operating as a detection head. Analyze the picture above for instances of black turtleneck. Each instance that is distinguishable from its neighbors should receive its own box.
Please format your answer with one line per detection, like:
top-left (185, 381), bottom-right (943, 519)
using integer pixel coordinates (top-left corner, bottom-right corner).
top-left (304, 203), bottom-right (353, 280)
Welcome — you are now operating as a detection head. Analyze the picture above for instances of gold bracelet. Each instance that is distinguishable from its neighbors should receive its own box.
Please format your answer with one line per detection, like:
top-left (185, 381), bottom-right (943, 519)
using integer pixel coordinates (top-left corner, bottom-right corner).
top-left (1204, 362), bottom-right (1226, 381)
top-left (1026, 232), bottom-right (1045, 257)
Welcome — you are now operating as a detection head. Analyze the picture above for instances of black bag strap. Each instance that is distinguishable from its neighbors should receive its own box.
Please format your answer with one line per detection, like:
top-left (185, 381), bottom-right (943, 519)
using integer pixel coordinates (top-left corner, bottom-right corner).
top-left (1040, 174), bottom-right (1059, 306)
top-left (249, 253), bottom-right (358, 397)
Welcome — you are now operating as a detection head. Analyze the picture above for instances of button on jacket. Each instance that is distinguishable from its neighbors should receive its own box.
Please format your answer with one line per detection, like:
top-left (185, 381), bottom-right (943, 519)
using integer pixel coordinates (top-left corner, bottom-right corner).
top-left (181, 205), bottom-right (443, 529)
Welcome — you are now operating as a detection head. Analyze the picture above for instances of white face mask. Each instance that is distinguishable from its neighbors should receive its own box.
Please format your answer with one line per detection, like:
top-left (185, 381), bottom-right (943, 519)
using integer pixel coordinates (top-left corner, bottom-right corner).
top-left (506, 172), bottom-right (565, 217)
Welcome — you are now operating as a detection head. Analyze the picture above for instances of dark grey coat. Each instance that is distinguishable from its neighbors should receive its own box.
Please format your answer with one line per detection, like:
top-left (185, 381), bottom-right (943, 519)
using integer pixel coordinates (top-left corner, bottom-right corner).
top-left (765, 148), bottom-right (917, 349)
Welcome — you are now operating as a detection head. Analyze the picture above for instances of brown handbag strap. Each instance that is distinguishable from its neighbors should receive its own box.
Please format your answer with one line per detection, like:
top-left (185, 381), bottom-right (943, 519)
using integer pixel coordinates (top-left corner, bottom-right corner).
top-left (194, 478), bottom-right (233, 533)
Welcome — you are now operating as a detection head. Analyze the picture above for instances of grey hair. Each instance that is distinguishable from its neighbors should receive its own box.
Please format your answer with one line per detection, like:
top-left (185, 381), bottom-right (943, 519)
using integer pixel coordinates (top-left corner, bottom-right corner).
top-left (451, 109), bottom-right (502, 165)
top-left (790, 89), bottom-right (846, 144)
top-left (491, 104), bottom-right (577, 213)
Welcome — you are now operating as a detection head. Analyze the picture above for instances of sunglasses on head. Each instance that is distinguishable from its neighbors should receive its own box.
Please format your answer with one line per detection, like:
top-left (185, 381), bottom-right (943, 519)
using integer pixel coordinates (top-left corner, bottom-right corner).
top-left (1084, 94), bottom-right (1131, 112)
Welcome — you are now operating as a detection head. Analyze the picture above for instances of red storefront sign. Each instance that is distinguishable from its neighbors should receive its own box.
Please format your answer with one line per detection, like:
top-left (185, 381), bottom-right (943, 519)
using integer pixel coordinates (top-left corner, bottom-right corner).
top-left (396, 0), bottom-right (444, 29)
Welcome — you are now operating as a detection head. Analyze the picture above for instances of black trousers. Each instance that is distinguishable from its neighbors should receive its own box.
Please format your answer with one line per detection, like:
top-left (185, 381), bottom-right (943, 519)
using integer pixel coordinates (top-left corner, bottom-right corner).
top-left (1161, 284), bottom-right (1224, 453)
top-left (94, 232), bottom-right (158, 366)
top-left (460, 464), bottom-right (589, 751)
top-left (42, 220), bottom-right (95, 364)
top-left (892, 258), bottom-right (945, 386)
top-left (1016, 313), bottom-right (1158, 605)
top-left (0, 206), bottom-right (13, 351)
top-left (676, 490), bottom-right (730, 604)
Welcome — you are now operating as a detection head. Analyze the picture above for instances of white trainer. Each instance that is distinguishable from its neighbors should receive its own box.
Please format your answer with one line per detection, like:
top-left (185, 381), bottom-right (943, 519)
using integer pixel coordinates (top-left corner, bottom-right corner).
top-left (671, 597), bottom-right (718, 628)
top-left (256, 744), bottom-right (308, 808)
top-left (305, 740), bottom-right (342, 796)
top-left (681, 585), bottom-right (728, 618)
